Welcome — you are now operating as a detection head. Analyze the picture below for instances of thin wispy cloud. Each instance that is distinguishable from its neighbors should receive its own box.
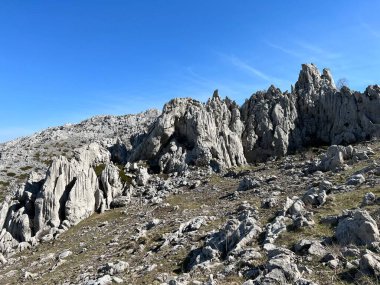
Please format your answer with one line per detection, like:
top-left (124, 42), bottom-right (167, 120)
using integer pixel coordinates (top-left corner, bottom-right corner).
top-left (295, 41), bottom-right (341, 60)
top-left (295, 41), bottom-right (324, 54)
top-left (218, 53), bottom-right (279, 83)
top-left (266, 40), bottom-right (342, 61)
top-left (265, 42), bottom-right (302, 58)
top-left (361, 22), bottom-right (380, 38)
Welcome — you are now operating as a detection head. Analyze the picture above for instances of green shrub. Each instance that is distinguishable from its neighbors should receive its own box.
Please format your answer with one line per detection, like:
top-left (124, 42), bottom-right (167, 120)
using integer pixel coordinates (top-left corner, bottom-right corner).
top-left (17, 173), bottom-right (29, 181)
top-left (20, 166), bottom-right (33, 171)
top-left (0, 181), bottom-right (10, 187)
top-left (119, 169), bottom-right (132, 185)
top-left (93, 164), bottom-right (106, 177)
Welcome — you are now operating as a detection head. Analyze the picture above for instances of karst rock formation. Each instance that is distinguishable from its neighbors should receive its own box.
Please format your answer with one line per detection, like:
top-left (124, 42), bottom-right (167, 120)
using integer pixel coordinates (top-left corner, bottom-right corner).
top-left (129, 63), bottom-right (380, 172)
top-left (0, 63), bottom-right (379, 255)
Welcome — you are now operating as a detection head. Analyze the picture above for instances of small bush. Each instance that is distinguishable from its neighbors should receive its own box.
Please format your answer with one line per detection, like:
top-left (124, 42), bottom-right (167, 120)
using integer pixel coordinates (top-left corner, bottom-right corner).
top-left (119, 169), bottom-right (132, 185)
top-left (43, 159), bottom-right (53, 166)
top-left (94, 164), bottom-right (106, 177)
top-left (0, 181), bottom-right (10, 187)
top-left (20, 166), bottom-right (33, 171)
top-left (17, 173), bottom-right (29, 181)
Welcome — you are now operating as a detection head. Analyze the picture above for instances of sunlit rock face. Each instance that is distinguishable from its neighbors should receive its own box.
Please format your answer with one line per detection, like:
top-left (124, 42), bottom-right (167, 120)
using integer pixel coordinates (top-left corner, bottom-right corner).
top-left (128, 91), bottom-right (247, 172)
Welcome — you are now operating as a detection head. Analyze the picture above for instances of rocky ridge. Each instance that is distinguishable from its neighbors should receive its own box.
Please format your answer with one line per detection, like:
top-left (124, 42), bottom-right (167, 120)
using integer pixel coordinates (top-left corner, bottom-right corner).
top-left (0, 64), bottom-right (380, 284)
top-left (0, 109), bottom-right (159, 196)
top-left (129, 64), bottom-right (380, 173)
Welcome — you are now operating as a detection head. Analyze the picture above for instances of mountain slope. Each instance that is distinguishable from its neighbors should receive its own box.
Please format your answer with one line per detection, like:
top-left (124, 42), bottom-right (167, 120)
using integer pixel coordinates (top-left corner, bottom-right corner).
top-left (0, 64), bottom-right (380, 285)
top-left (0, 109), bottom-right (159, 199)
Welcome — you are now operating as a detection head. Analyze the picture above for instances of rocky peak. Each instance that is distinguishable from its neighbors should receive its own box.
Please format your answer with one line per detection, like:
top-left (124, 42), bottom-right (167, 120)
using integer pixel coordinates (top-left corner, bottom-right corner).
top-left (128, 63), bottom-right (380, 169)
top-left (129, 93), bottom-right (247, 172)
top-left (294, 63), bottom-right (336, 93)
top-left (322, 68), bottom-right (336, 89)
top-left (211, 89), bottom-right (220, 100)
top-left (365, 84), bottom-right (380, 99)
top-left (295, 63), bottom-right (322, 92)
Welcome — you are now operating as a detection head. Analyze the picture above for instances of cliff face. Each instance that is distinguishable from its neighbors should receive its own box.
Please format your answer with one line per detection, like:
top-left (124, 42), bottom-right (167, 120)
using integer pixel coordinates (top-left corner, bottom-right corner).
top-left (129, 64), bottom-right (380, 170)
top-left (294, 64), bottom-right (380, 147)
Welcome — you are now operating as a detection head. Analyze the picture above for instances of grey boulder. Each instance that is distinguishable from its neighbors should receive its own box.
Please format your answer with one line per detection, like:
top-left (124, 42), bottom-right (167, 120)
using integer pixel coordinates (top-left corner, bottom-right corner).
top-left (336, 210), bottom-right (379, 245)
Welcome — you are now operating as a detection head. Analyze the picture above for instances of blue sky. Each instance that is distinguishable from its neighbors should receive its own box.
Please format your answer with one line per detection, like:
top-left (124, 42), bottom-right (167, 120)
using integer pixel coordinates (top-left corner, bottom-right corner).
top-left (0, 1), bottom-right (379, 142)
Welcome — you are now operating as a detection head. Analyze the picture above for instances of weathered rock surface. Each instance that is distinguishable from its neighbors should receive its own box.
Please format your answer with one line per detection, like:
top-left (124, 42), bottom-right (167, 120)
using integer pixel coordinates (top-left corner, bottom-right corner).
top-left (99, 164), bottom-right (124, 210)
top-left (241, 85), bottom-right (299, 162)
top-left (252, 247), bottom-right (303, 284)
top-left (0, 64), bottom-right (379, 284)
top-left (34, 154), bottom-right (100, 232)
top-left (362, 192), bottom-right (376, 206)
top-left (318, 145), bottom-right (353, 171)
top-left (128, 91), bottom-right (247, 172)
top-left (0, 144), bottom-right (130, 255)
top-left (336, 210), bottom-right (379, 245)
top-left (294, 239), bottom-right (327, 257)
top-left (184, 204), bottom-right (262, 271)
top-left (128, 64), bottom-right (380, 172)
top-left (359, 251), bottom-right (380, 277)
top-left (346, 174), bottom-right (366, 186)
top-left (238, 177), bottom-right (261, 191)
top-left (0, 110), bottom-right (159, 190)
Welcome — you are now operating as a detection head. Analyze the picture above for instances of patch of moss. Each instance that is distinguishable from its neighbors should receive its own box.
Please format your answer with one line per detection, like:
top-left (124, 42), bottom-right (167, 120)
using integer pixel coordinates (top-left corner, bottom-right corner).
top-left (20, 166), bottom-right (33, 171)
top-left (93, 164), bottom-right (106, 177)
top-left (17, 173), bottom-right (29, 181)
top-left (0, 181), bottom-right (10, 187)
top-left (119, 169), bottom-right (132, 185)
top-left (43, 159), bottom-right (53, 166)
top-left (34, 152), bottom-right (41, 161)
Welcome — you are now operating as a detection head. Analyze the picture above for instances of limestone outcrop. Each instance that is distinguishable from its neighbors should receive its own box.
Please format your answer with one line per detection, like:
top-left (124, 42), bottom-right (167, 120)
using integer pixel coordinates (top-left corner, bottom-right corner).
top-left (128, 91), bottom-right (247, 172)
top-left (0, 143), bottom-right (128, 255)
top-left (241, 85), bottom-right (299, 162)
top-left (128, 64), bottom-right (380, 172)
top-left (0, 109), bottom-right (159, 190)
top-left (99, 164), bottom-right (124, 209)
top-left (1, 63), bottom-right (380, 282)
top-left (335, 209), bottom-right (379, 246)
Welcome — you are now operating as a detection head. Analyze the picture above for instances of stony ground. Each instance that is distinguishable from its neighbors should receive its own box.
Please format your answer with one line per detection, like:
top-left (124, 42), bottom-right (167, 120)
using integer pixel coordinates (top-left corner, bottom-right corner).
top-left (1, 139), bottom-right (379, 285)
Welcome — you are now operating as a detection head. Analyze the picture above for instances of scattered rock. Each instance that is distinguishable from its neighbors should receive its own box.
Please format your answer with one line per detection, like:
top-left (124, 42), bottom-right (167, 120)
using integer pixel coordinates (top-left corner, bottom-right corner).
top-left (362, 192), bottom-right (376, 206)
top-left (238, 177), bottom-right (261, 191)
top-left (136, 167), bottom-right (150, 186)
top-left (261, 197), bottom-right (279, 208)
top-left (86, 274), bottom-right (113, 285)
top-left (302, 187), bottom-right (327, 207)
top-left (253, 247), bottom-right (302, 284)
top-left (346, 174), bottom-right (366, 186)
top-left (294, 239), bottom-right (327, 257)
top-left (110, 196), bottom-right (129, 208)
top-left (184, 204), bottom-right (261, 271)
top-left (359, 251), bottom-right (380, 277)
top-left (58, 250), bottom-right (72, 260)
top-left (98, 260), bottom-right (129, 275)
top-left (336, 210), bottom-right (379, 245)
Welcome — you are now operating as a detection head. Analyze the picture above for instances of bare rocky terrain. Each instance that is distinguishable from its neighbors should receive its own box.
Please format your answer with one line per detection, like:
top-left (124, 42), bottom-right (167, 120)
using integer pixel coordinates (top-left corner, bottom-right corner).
top-left (0, 109), bottom-right (159, 200)
top-left (0, 64), bottom-right (380, 285)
